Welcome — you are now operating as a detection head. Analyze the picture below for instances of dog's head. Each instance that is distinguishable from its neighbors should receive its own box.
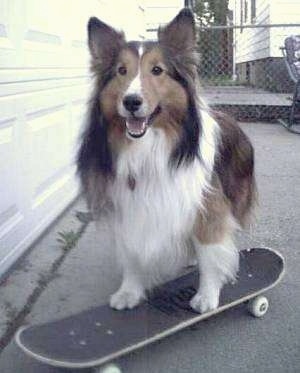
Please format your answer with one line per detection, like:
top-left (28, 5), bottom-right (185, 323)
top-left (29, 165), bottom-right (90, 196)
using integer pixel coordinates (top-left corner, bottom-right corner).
top-left (88, 9), bottom-right (199, 145)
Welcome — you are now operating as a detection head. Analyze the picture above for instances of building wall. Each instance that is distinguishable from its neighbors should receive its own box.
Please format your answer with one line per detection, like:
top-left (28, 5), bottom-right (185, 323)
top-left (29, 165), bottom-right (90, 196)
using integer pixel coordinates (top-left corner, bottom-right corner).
top-left (230, 0), bottom-right (300, 64)
top-left (230, 0), bottom-right (271, 64)
top-left (270, 0), bottom-right (300, 57)
top-left (144, 0), bottom-right (183, 39)
top-left (0, 0), bottom-right (145, 277)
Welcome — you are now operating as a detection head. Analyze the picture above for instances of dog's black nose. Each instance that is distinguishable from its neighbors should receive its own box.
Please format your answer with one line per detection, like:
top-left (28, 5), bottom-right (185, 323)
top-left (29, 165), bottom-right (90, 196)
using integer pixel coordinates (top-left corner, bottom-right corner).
top-left (123, 95), bottom-right (143, 112)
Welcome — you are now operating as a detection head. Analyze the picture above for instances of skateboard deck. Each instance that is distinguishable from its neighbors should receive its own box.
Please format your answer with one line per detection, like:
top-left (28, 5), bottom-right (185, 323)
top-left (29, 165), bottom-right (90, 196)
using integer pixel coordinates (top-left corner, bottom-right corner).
top-left (15, 247), bottom-right (284, 370)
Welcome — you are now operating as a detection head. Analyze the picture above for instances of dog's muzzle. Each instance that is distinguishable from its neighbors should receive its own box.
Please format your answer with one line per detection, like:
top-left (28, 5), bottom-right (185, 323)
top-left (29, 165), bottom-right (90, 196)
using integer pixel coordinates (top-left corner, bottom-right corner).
top-left (125, 106), bottom-right (161, 139)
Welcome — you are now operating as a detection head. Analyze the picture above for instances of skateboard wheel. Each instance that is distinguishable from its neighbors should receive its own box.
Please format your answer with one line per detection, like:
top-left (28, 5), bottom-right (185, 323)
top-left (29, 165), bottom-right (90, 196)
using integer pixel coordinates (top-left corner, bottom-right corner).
top-left (248, 296), bottom-right (269, 317)
top-left (97, 363), bottom-right (122, 373)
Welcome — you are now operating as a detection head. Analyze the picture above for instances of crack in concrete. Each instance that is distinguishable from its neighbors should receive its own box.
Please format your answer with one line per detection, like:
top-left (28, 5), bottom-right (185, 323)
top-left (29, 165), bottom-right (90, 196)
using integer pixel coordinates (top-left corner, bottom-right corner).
top-left (0, 219), bottom-right (90, 353)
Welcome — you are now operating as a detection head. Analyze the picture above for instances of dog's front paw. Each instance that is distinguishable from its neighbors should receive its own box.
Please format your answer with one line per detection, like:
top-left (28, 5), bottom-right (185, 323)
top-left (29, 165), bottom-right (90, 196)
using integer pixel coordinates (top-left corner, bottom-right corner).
top-left (110, 288), bottom-right (145, 310)
top-left (190, 288), bottom-right (219, 314)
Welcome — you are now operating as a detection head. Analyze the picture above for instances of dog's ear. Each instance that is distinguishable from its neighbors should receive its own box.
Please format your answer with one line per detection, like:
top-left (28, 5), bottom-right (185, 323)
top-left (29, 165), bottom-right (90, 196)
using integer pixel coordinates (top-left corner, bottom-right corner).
top-left (158, 8), bottom-right (196, 52)
top-left (87, 17), bottom-right (125, 65)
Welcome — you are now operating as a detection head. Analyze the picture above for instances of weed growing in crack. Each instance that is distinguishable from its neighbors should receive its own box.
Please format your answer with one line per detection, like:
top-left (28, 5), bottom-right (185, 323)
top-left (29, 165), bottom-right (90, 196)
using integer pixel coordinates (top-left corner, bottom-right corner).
top-left (57, 230), bottom-right (80, 252)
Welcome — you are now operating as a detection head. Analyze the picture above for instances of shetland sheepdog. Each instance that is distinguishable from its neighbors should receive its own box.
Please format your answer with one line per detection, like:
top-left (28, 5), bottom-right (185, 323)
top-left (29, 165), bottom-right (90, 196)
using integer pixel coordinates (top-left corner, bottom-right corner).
top-left (77, 9), bottom-right (256, 313)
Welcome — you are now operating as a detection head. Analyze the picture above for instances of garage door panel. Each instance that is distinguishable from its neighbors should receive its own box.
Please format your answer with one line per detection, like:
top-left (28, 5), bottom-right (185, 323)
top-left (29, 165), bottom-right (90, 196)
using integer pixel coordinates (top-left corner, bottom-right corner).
top-left (23, 0), bottom-right (88, 68)
top-left (0, 168), bottom-right (19, 230)
top-left (0, 68), bottom-right (88, 84)
top-left (0, 19), bottom-right (16, 67)
top-left (23, 0), bottom-right (63, 67)
top-left (26, 105), bottom-right (69, 192)
top-left (32, 167), bottom-right (76, 210)
top-left (0, 205), bottom-right (21, 233)
top-left (0, 82), bottom-right (82, 274)
top-left (26, 0), bottom-right (75, 38)
top-left (0, 77), bottom-right (89, 98)
top-left (0, 117), bottom-right (23, 242)
top-left (0, 118), bottom-right (18, 206)
top-left (71, 102), bottom-right (86, 135)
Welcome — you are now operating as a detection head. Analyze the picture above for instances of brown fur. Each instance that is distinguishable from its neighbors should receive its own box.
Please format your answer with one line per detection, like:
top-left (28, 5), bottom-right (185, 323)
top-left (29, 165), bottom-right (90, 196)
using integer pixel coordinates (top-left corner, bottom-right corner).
top-left (99, 45), bottom-right (189, 149)
top-left (213, 111), bottom-right (257, 227)
top-left (84, 43), bottom-right (192, 173)
top-left (194, 112), bottom-right (256, 245)
top-left (194, 176), bottom-right (233, 245)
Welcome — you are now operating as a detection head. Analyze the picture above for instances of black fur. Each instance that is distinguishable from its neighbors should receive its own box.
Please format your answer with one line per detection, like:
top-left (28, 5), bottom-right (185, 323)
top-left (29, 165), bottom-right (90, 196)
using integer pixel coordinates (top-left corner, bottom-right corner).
top-left (170, 91), bottom-right (201, 167)
top-left (165, 59), bottom-right (202, 168)
top-left (77, 95), bottom-right (113, 179)
top-left (158, 8), bottom-right (202, 168)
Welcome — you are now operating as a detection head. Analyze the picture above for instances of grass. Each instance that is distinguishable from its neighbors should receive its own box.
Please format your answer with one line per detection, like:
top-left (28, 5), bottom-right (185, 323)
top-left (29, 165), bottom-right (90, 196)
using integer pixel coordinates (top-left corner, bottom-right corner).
top-left (57, 211), bottom-right (93, 252)
top-left (57, 230), bottom-right (81, 252)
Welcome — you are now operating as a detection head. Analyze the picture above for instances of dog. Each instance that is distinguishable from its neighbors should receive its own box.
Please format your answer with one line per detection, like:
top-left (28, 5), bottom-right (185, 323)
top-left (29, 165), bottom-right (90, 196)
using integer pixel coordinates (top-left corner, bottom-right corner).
top-left (77, 9), bottom-right (256, 313)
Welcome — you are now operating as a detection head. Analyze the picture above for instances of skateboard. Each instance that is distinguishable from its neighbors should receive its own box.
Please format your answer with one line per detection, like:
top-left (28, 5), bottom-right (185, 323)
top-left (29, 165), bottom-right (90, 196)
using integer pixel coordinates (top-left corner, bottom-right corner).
top-left (15, 247), bottom-right (284, 373)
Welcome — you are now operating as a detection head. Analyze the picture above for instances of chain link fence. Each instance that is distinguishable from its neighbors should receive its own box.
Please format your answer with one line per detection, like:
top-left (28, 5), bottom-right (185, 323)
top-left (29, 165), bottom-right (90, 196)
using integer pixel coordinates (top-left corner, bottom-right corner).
top-left (197, 24), bottom-right (300, 121)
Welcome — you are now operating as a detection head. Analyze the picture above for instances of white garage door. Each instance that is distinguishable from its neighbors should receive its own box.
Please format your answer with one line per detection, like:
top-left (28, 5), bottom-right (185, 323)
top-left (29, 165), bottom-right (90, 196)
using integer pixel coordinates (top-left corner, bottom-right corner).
top-left (0, 0), bottom-right (145, 276)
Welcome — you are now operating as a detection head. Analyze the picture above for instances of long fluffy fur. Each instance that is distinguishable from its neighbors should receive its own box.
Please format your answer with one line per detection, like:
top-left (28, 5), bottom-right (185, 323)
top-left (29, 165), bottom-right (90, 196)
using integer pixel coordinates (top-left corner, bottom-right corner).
top-left (77, 9), bottom-right (256, 312)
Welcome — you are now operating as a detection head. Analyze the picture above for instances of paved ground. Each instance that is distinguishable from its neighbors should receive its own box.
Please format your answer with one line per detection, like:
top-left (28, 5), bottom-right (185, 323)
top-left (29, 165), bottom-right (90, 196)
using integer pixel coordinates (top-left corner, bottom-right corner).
top-left (203, 86), bottom-right (292, 106)
top-left (0, 122), bottom-right (299, 372)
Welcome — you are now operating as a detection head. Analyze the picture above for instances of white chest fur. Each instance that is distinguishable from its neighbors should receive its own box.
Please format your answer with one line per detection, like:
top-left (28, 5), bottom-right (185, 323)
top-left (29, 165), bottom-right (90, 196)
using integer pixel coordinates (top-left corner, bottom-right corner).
top-left (108, 112), bottom-right (218, 285)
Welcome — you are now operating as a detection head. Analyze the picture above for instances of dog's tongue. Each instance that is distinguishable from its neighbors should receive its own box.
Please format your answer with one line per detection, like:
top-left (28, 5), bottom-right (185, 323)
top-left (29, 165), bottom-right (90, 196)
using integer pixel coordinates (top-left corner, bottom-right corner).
top-left (126, 118), bottom-right (147, 137)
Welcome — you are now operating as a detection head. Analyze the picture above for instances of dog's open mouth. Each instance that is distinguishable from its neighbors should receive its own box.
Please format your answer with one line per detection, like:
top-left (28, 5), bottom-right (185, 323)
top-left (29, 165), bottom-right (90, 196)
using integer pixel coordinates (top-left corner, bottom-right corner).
top-left (125, 106), bottom-right (161, 139)
top-left (126, 117), bottom-right (147, 138)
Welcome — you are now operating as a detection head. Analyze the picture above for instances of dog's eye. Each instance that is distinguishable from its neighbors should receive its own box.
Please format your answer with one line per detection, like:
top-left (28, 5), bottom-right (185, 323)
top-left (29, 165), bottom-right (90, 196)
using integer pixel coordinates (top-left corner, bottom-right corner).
top-left (118, 66), bottom-right (127, 76)
top-left (151, 66), bottom-right (163, 76)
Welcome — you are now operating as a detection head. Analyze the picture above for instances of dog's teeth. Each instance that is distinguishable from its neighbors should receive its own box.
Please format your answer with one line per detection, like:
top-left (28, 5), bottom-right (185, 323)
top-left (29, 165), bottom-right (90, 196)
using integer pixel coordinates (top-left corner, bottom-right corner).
top-left (125, 119), bottom-right (147, 138)
top-left (128, 127), bottom-right (146, 137)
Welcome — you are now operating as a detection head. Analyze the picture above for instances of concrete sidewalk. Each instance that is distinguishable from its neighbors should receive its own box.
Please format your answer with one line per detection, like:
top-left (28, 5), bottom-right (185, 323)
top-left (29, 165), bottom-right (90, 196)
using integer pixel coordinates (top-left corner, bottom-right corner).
top-left (0, 122), bottom-right (299, 372)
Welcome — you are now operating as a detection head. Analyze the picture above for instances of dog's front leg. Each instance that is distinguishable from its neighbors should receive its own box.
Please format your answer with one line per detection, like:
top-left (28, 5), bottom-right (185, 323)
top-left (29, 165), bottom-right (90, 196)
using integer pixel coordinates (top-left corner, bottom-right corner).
top-left (190, 236), bottom-right (239, 313)
top-left (110, 256), bottom-right (145, 310)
